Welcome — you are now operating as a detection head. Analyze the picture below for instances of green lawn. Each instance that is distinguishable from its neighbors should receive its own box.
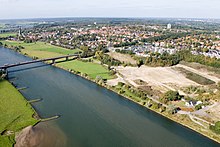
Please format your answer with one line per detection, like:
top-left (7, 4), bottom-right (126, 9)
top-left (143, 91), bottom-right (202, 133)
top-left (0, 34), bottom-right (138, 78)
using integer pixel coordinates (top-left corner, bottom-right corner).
top-left (57, 60), bottom-right (114, 80)
top-left (0, 80), bottom-right (38, 146)
top-left (1, 40), bottom-right (81, 58)
top-left (0, 33), bottom-right (16, 38)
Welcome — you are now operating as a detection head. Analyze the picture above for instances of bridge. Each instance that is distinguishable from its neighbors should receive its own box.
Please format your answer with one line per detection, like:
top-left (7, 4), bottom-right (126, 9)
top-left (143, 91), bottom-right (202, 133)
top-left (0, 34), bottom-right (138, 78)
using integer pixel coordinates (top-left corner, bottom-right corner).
top-left (0, 54), bottom-right (79, 70)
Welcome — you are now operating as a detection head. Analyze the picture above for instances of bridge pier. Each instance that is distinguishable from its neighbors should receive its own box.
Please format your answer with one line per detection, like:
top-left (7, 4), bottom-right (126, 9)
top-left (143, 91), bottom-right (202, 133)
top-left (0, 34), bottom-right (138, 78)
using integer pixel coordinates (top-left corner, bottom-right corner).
top-left (66, 57), bottom-right (69, 61)
top-left (52, 59), bottom-right (55, 64)
top-left (1, 68), bottom-right (8, 79)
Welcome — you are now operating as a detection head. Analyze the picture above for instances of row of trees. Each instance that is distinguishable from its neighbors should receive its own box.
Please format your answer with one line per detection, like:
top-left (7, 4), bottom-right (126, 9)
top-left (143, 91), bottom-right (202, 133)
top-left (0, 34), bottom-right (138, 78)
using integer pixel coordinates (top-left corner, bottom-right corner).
top-left (144, 52), bottom-right (182, 67)
top-left (95, 51), bottom-right (121, 66)
top-left (113, 41), bottom-right (138, 47)
top-left (141, 32), bottom-right (191, 43)
top-left (132, 49), bottom-right (220, 68)
top-left (178, 50), bottom-right (220, 68)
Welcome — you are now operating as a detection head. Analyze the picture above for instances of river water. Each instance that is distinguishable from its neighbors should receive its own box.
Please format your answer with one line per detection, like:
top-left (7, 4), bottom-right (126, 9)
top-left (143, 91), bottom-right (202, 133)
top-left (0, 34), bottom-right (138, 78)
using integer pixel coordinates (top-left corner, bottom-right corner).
top-left (0, 46), bottom-right (219, 147)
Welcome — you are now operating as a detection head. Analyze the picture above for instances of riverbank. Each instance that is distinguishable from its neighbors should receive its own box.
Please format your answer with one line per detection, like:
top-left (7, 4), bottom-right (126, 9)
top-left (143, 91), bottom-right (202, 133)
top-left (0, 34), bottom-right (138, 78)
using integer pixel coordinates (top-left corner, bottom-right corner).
top-left (0, 79), bottom-right (39, 146)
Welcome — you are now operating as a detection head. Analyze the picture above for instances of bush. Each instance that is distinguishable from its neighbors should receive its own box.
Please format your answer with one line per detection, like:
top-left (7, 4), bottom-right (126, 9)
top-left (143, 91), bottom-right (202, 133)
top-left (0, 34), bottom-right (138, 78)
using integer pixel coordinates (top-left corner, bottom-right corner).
top-left (162, 90), bottom-right (183, 103)
top-left (210, 121), bottom-right (220, 134)
top-left (118, 82), bottom-right (125, 87)
top-left (195, 104), bottom-right (203, 110)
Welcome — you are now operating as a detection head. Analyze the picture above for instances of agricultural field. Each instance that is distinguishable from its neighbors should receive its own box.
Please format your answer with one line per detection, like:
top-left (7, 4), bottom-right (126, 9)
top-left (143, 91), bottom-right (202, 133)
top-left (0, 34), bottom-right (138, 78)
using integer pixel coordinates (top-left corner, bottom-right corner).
top-left (0, 33), bottom-right (16, 38)
top-left (57, 60), bottom-right (114, 80)
top-left (1, 40), bottom-right (81, 58)
top-left (0, 80), bottom-right (38, 147)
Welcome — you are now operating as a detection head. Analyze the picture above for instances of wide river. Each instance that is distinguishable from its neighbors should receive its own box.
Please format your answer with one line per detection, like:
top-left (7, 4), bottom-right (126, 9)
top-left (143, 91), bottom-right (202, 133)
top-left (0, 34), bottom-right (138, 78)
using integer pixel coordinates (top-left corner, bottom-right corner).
top-left (0, 46), bottom-right (219, 147)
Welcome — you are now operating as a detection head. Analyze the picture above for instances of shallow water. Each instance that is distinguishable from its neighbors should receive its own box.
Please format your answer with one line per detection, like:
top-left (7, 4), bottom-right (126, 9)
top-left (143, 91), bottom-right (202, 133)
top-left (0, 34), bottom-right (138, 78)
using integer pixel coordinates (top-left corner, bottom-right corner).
top-left (0, 47), bottom-right (219, 147)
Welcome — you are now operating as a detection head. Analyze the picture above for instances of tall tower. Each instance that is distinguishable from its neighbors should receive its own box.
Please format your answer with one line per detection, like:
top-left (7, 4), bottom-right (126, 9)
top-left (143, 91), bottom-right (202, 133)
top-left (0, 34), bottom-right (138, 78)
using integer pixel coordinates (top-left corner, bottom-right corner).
top-left (167, 23), bottom-right (172, 30)
top-left (18, 27), bottom-right (22, 37)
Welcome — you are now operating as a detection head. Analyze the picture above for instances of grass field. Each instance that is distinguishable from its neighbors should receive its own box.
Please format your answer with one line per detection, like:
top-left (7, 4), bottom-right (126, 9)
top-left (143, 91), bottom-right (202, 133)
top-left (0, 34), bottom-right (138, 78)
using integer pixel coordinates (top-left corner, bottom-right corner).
top-left (175, 67), bottom-right (215, 85)
top-left (57, 60), bottom-right (114, 80)
top-left (1, 40), bottom-right (81, 58)
top-left (0, 33), bottom-right (17, 38)
top-left (0, 80), bottom-right (38, 146)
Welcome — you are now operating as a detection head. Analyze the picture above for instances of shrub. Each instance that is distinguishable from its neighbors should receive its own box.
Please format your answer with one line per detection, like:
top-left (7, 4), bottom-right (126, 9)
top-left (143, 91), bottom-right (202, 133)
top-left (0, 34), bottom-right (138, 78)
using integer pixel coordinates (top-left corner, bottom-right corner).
top-left (210, 121), bottom-right (220, 134)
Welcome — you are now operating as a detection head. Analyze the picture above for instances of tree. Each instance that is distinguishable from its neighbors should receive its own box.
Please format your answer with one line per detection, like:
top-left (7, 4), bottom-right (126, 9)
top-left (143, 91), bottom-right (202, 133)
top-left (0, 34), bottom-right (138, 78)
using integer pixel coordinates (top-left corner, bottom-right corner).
top-left (210, 121), bottom-right (220, 134)
top-left (195, 104), bottom-right (203, 110)
top-left (162, 90), bottom-right (182, 103)
top-left (137, 59), bottom-right (144, 67)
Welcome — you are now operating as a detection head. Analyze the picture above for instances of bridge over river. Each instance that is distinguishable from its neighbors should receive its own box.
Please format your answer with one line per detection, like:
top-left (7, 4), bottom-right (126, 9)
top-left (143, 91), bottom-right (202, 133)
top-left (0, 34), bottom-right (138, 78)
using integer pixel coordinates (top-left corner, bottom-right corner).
top-left (0, 54), bottom-right (79, 70)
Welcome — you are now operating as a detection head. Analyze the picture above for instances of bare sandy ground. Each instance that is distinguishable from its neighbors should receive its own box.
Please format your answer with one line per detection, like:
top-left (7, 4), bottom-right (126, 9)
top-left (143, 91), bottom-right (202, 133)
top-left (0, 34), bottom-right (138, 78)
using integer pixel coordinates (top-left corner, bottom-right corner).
top-left (107, 52), bottom-right (137, 65)
top-left (206, 103), bottom-right (220, 122)
top-left (15, 122), bottom-right (66, 147)
top-left (110, 65), bottom-right (199, 92)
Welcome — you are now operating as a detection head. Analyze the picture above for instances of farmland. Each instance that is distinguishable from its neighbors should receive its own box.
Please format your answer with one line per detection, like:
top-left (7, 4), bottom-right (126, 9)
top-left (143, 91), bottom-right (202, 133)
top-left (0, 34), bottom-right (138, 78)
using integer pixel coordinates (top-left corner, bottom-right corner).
top-left (57, 60), bottom-right (114, 80)
top-left (1, 40), bottom-right (81, 58)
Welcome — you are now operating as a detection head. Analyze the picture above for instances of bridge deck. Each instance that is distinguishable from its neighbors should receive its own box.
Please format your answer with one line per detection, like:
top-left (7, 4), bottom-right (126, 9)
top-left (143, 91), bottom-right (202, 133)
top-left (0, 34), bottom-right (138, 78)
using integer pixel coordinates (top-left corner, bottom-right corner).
top-left (0, 54), bottom-right (78, 70)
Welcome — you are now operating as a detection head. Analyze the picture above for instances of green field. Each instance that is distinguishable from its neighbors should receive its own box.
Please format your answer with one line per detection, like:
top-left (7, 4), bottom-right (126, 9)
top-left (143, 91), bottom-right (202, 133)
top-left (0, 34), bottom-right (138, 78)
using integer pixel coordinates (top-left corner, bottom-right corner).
top-left (57, 60), bottom-right (114, 80)
top-left (0, 33), bottom-right (16, 38)
top-left (1, 40), bottom-right (81, 58)
top-left (0, 80), bottom-right (38, 147)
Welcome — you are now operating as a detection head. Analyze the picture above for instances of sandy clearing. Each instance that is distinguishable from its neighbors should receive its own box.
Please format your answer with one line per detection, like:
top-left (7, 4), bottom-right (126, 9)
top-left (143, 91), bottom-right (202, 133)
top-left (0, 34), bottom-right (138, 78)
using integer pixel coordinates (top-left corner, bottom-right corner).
top-left (107, 73), bottom-right (126, 86)
top-left (107, 52), bottom-right (137, 65)
top-left (113, 65), bottom-right (199, 92)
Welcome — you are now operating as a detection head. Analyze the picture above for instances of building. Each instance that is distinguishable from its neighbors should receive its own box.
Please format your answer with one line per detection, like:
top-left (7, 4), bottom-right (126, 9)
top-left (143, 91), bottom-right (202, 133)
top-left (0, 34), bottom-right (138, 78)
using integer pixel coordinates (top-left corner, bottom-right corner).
top-left (167, 23), bottom-right (172, 29)
top-left (18, 27), bottom-right (22, 37)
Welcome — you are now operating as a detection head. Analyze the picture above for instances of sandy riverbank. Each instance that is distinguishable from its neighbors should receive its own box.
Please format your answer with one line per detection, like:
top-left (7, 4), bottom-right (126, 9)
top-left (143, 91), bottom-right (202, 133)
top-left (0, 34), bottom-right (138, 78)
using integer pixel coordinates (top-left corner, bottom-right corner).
top-left (15, 122), bottom-right (67, 147)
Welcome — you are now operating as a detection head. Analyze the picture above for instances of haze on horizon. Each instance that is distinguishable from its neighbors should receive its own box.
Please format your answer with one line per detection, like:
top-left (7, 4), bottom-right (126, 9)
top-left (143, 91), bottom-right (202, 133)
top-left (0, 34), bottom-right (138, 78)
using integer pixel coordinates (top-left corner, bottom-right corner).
top-left (0, 0), bottom-right (220, 19)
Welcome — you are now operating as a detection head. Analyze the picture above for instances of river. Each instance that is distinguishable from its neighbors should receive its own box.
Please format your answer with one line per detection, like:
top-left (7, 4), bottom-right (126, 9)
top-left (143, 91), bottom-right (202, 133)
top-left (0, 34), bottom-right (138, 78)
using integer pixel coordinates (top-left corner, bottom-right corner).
top-left (0, 46), bottom-right (219, 147)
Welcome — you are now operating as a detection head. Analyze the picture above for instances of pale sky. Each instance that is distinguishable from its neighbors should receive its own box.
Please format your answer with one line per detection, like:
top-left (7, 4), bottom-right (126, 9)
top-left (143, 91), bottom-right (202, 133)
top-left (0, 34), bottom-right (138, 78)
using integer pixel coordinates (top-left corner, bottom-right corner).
top-left (0, 0), bottom-right (220, 19)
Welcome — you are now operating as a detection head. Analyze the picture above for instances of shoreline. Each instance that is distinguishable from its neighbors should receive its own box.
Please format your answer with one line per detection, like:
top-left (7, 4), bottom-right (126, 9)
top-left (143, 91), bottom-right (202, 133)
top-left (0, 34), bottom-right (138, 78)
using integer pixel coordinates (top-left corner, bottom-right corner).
top-left (2, 46), bottom-right (220, 144)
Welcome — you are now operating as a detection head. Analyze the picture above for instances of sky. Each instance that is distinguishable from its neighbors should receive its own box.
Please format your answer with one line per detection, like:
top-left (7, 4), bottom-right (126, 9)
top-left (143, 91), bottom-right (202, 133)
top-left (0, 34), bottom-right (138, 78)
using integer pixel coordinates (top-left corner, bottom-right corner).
top-left (0, 0), bottom-right (220, 19)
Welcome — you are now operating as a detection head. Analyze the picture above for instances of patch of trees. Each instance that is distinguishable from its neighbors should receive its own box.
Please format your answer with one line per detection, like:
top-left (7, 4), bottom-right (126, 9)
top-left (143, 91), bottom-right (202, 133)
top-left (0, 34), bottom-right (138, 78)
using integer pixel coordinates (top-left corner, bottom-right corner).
top-left (113, 41), bottom-right (138, 47)
top-left (80, 46), bottom-right (95, 58)
top-left (178, 50), bottom-right (220, 68)
top-left (144, 52), bottom-right (182, 67)
top-left (210, 121), bottom-right (220, 134)
top-left (161, 90), bottom-right (183, 104)
top-left (115, 49), bottom-right (134, 55)
top-left (95, 51), bottom-right (121, 66)
top-left (141, 32), bottom-right (191, 43)
top-left (116, 82), bottom-right (148, 101)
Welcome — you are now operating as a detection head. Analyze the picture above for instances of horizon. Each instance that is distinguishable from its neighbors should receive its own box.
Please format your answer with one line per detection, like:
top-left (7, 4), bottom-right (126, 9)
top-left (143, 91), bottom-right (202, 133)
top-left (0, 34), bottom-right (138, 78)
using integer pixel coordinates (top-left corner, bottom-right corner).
top-left (0, 16), bottom-right (220, 21)
top-left (1, 0), bottom-right (220, 19)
